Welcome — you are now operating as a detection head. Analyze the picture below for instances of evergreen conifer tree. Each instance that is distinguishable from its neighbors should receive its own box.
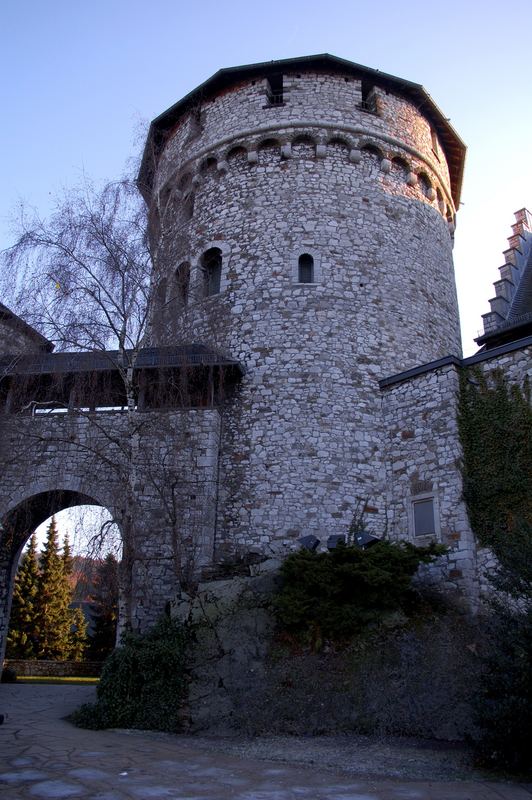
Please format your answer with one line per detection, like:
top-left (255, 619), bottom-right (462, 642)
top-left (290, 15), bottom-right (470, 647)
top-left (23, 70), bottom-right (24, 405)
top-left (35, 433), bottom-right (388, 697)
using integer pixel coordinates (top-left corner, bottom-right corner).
top-left (37, 517), bottom-right (76, 660)
top-left (6, 534), bottom-right (41, 658)
top-left (68, 605), bottom-right (88, 662)
top-left (62, 533), bottom-right (73, 577)
top-left (7, 519), bottom-right (88, 661)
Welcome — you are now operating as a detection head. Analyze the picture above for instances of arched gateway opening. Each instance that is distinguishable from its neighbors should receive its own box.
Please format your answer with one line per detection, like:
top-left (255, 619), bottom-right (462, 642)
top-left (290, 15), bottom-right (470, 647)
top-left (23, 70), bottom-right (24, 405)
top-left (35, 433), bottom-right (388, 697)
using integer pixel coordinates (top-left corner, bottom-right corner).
top-left (0, 489), bottom-right (122, 665)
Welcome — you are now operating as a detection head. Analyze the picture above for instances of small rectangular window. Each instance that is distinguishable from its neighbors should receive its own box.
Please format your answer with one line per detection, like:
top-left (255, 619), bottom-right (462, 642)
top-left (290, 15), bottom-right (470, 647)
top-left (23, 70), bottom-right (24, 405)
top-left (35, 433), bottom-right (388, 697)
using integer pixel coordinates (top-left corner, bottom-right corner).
top-left (266, 74), bottom-right (284, 106)
top-left (175, 262), bottom-right (190, 308)
top-left (359, 80), bottom-right (377, 113)
top-left (413, 498), bottom-right (436, 536)
top-left (203, 248), bottom-right (222, 297)
top-left (298, 253), bottom-right (314, 283)
top-left (430, 127), bottom-right (440, 160)
top-left (187, 107), bottom-right (203, 141)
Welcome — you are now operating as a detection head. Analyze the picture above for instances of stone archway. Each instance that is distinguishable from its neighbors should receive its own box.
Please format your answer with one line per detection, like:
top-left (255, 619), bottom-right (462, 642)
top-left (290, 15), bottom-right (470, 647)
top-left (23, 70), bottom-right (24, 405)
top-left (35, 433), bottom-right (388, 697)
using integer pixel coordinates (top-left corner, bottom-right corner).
top-left (0, 405), bottom-right (223, 662)
top-left (0, 487), bottom-right (120, 665)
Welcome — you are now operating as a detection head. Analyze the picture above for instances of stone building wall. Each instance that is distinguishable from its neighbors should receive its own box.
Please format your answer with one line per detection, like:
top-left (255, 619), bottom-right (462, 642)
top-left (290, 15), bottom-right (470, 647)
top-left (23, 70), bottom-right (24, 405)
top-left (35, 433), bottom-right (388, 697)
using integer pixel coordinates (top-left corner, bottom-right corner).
top-left (472, 340), bottom-right (532, 385)
top-left (0, 320), bottom-right (49, 356)
top-left (381, 362), bottom-right (477, 598)
top-left (156, 72), bottom-right (453, 211)
top-left (464, 340), bottom-right (532, 596)
top-left (380, 340), bottom-right (532, 602)
top-left (0, 408), bottom-right (221, 663)
top-left (147, 67), bottom-right (462, 561)
top-left (2, 57), bottom-right (530, 671)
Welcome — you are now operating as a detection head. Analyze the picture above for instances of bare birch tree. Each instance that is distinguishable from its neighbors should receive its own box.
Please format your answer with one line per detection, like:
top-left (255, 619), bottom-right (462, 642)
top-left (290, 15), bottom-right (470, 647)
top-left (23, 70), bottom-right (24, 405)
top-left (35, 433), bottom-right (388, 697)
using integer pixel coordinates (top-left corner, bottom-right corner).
top-left (1, 180), bottom-right (177, 630)
top-left (0, 172), bottom-right (230, 642)
top-left (3, 179), bottom-right (152, 372)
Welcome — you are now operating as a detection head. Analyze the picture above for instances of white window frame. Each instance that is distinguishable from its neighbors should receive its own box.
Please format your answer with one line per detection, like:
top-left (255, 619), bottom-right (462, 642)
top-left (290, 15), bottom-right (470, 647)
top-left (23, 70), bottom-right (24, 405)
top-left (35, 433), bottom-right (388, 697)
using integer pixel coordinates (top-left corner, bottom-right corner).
top-left (409, 491), bottom-right (441, 540)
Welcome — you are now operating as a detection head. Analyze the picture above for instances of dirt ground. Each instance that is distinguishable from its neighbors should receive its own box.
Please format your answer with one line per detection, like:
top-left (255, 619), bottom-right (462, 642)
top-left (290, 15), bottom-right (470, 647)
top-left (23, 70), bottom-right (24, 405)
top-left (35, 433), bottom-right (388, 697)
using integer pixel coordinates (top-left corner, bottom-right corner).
top-left (173, 731), bottom-right (500, 782)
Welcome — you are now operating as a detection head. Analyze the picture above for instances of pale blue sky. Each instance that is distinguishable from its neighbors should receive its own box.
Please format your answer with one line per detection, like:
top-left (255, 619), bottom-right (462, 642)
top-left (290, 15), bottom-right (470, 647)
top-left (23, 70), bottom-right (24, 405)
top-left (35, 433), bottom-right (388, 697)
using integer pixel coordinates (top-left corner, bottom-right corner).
top-left (2, 0), bottom-right (532, 354)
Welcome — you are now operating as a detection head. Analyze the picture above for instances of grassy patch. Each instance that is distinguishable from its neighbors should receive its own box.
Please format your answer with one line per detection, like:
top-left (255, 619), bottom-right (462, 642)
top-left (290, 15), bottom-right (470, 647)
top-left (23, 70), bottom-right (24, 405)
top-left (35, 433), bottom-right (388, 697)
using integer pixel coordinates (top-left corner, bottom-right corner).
top-left (17, 676), bottom-right (99, 685)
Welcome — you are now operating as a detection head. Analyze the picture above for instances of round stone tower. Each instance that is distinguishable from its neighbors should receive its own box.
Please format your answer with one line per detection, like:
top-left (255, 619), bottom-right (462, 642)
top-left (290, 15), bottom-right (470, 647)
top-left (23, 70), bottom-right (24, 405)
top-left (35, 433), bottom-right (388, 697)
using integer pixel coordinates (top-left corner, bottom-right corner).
top-left (139, 54), bottom-right (466, 559)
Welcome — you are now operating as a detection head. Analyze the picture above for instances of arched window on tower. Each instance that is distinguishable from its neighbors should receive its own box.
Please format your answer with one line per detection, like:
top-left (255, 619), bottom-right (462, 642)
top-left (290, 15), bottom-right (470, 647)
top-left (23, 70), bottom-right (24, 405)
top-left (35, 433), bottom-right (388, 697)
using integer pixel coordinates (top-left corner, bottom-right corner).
top-left (298, 253), bottom-right (314, 284)
top-left (203, 248), bottom-right (222, 296)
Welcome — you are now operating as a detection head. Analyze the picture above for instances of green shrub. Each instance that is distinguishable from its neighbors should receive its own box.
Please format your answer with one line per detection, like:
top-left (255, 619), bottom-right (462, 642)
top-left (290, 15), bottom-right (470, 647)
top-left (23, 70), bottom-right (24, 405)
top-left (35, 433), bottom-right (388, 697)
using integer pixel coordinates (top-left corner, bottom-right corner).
top-left (274, 540), bottom-right (446, 644)
top-left (458, 369), bottom-right (532, 774)
top-left (70, 615), bottom-right (188, 732)
top-left (474, 603), bottom-right (532, 774)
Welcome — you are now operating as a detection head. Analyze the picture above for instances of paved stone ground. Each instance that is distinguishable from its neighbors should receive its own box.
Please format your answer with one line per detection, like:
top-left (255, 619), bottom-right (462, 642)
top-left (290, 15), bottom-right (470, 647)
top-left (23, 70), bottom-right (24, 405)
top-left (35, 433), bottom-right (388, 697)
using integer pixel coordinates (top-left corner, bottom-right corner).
top-left (0, 684), bottom-right (530, 800)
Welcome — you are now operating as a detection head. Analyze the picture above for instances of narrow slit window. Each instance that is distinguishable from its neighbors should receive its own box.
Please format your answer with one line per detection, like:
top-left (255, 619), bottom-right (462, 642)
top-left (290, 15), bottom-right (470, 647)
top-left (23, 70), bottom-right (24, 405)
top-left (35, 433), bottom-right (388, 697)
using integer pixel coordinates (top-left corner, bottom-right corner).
top-left (188, 106), bottom-right (203, 139)
top-left (203, 248), bottom-right (222, 297)
top-left (156, 277), bottom-right (167, 308)
top-left (175, 262), bottom-right (190, 308)
top-left (430, 126), bottom-right (439, 157)
top-left (413, 498), bottom-right (436, 536)
top-left (360, 80), bottom-right (377, 113)
top-left (266, 74), bottom-right (284, 106)
top-left (298, 253), bottom-right (314, 284)
top-left (183, 193), bottom-right (195, 221)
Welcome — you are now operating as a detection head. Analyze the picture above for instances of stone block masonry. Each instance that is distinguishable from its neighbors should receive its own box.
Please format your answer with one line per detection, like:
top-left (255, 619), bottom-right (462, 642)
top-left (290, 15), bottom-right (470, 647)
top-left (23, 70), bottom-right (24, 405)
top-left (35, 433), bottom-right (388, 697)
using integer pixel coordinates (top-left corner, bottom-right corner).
top-left (144, 56), bottom-right (463, 566)
top-left (1, 56), bottom-right (529, 662)
top-left (0, 409), bottom-right (221, 663)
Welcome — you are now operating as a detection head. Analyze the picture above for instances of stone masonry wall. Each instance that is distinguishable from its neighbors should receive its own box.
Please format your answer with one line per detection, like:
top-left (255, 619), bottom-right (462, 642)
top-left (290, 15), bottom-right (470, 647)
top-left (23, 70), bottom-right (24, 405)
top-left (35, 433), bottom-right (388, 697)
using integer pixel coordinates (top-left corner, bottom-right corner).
top-left (0, 408), bottom-right (221, 664)
top-left (157, 72), bottom-right (453, 214)
top-left (147, 68), bottom-right (462, 560)
top-left (472, 341), bottom-right (532, 385)
top-left (171, 558), bottom-right (280, 731)
top-left (465, 342), bottom-right (532, 596)
top-left (381, 363), bottom-right (477, 600)
top-left (380, 341), bottom-right (532, 603)
top-left (4, 659), bottom-right (102, 677)
top-left (0, 320), bottom-right (47, 355)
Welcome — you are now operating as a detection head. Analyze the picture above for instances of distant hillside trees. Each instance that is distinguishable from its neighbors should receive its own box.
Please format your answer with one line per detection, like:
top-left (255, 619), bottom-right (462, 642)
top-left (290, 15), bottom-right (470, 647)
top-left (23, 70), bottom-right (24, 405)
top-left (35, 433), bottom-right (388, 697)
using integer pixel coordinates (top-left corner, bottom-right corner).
top-left (87, 554), bottom-right (119, 660)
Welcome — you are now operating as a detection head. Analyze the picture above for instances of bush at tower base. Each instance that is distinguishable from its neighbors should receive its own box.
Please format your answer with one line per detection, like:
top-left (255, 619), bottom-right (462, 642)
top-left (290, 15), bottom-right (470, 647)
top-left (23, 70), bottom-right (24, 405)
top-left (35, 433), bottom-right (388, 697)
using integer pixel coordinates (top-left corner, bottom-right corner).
top-left (70, 616), bottom-right (188, 732)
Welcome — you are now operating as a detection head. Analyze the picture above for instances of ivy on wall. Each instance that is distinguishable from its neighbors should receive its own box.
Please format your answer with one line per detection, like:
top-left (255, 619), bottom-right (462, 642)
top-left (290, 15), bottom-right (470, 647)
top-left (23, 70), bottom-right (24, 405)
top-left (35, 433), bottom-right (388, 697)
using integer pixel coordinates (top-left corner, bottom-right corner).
top-left (458, 367), bottom-right (532, 552)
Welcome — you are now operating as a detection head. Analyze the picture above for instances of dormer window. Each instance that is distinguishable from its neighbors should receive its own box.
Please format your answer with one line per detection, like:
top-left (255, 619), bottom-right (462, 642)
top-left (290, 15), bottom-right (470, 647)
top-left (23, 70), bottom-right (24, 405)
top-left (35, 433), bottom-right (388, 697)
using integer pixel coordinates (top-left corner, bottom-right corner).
top-left (298, 253), bottom-right (314, 284)
top-left (203, 248), bottom-right (222, 296)
top-left (266, 74), bottom-right (284, 106)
